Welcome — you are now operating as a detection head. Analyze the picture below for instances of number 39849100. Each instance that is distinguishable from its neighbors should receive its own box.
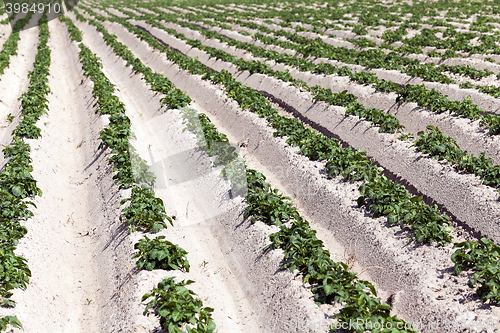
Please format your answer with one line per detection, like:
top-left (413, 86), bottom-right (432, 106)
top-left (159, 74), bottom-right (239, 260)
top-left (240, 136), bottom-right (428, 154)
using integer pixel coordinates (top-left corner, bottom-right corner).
top-left (5, 2), bottom-right (62, 14)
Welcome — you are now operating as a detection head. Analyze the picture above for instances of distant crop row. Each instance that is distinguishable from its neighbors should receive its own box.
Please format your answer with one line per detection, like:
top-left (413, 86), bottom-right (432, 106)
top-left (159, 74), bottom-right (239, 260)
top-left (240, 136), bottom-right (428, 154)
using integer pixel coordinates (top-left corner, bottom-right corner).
top-left (0, 13), bottom-right (49, 331)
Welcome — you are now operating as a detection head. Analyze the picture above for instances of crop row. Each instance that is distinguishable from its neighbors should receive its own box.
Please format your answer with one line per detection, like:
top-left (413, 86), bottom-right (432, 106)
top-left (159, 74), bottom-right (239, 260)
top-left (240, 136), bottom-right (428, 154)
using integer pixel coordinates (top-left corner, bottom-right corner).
top-left (61, 13), bottom-right (218, 332)
top-left (0, 13), bottom-right (31, 76)
top-left (0, 13), bottom-right (49, 331)
top-left (83, 3), bottom-right (500, 311)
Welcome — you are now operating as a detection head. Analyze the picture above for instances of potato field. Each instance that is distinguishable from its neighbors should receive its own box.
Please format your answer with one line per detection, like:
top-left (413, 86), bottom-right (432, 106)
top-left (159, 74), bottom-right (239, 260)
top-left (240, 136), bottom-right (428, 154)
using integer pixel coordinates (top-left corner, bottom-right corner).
top-left (1, 0), bottom-right (500, 332)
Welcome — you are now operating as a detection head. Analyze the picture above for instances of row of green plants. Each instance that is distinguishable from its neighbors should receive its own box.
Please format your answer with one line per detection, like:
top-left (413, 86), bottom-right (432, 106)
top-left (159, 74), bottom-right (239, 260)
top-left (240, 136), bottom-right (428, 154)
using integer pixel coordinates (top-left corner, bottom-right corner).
top-left (62, 14), bottom-right (216, 332)
top-left (0, 12), bottom-right (32, 76)
top-left (14, 14), bottom-right (51, 139)
top-left (98, 6), bottom-right (500, 195)
top-left (124, 6), bottom-right (500, 137)
top-left (0, 14), bottom-right (49, 332)
top-left (85, 5), bottom-right (500, 310)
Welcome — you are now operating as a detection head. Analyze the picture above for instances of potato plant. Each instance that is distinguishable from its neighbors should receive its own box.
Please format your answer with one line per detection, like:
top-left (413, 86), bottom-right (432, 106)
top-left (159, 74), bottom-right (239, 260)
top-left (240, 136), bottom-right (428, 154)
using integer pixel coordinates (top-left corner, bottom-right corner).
top-left (133, 235), bottom-right (190, 272)
top-left (142, 277), bottom-right (217, 333)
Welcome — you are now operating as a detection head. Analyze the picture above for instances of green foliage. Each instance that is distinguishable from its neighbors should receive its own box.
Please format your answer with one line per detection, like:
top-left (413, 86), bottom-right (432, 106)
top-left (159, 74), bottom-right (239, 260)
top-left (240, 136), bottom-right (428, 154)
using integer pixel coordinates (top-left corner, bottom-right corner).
top-left (426, 50), bottom-right (442, 58)
top-left (0, 248), bottom-right (31, 308)
top-left (452, 238), bottom-right (500, 304)
top-left (0, 13), bottom-right (32, 76)
top-left (64, 14), bottom-right (206, 333)
top-left (350, 37), bottom-right (376, 48)
top-left (358, 176), bottom-right (452, 244)
top-left (381, 29), bottom-right (404, 43)
top-left (59, 15), bottom-right (83, 42)
top-left (352, 25), bottom-right (368, 36)
top-left (133, 235), bottom-right (190, 272)
top-left (244, 176), bottom-right (296, 226)
top-left (0, 316), bottom-right (22, 331)
top-left (78, 43), bottom-right (156, 188)
top-left (4, 114), bottom-right (14, 123)
top-left (181, 107), bottom-right (247, 195)
top-left (0, 18), bottom-right (51, 317)
top-left (142, 277), bottom-right (217, 333)
top-left (14, 18), bottom-right (51, 139)
top-left (439, 64), bottom-right (494, 80)
top-left (81, 3), bottom-right (500, 328)
top-left (397, 85), bottom-right (486, 123)
top-left (481, 113), bottom-right (500, 135)
top-left (326, 146), bottom-right (382, 183)
top-left (477, 85), bottom-right (500, 98)
top-left (112, 4), bottom-right (454, 247)
top-left (414, 125), bottom-right (500, 189)
top-left (403, 63), bottom-right (455, 84)
top-left (121, 186), bottom-right (172, 233)
top-left (413, 125), bottom-right (462, 161)
top-left (459, 81), bottom-right (474, 89)
top-left (398, 133), bottom-right (414, 141)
